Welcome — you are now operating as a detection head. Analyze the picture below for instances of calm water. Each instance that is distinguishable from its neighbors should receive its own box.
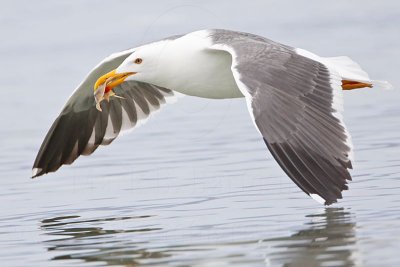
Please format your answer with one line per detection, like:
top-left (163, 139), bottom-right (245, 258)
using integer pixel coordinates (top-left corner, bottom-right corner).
top-left (1, 1), bottom-right (400, 266)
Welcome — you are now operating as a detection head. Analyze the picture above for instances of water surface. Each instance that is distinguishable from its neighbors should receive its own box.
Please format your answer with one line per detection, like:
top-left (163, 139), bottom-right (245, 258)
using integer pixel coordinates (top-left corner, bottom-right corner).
top-left (1, 1), bottom-right (399, 266)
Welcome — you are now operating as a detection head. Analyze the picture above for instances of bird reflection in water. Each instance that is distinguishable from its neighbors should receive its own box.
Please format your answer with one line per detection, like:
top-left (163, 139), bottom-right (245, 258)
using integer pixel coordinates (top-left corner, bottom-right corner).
top-left (40, 214), bottom-right (167, 266)
top-left (40, 208), bottom-right (357, 267)
top-left (262, 208), bottom-right (358, 267)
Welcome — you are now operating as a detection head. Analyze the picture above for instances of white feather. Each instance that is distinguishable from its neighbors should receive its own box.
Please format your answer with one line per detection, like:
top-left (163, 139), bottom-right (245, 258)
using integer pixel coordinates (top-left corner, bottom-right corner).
top-left (310, 193), bottom-right (326, 205)
top-left (296, 48), bottom-right (393, 89)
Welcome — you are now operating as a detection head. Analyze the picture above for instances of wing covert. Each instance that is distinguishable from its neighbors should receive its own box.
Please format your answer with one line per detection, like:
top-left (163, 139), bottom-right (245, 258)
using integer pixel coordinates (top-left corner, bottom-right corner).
top-left (210, 30), bottom-right (353, 205)
top-left (32, 50), bottom-right (176, 178)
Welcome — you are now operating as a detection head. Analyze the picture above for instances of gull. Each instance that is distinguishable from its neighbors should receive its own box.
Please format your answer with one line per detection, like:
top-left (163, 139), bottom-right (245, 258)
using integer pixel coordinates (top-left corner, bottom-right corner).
top-left (32, 29), bottom-right (391, 205)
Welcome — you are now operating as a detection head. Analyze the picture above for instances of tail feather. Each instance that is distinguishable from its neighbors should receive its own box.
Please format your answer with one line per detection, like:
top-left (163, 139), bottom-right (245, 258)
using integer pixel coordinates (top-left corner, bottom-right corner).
top-left (325, 56), bottom-right (370, 81)
top-left (370, 80), bottom-right (394, 90)
top-left (324, 56), bottom-right (393, 90)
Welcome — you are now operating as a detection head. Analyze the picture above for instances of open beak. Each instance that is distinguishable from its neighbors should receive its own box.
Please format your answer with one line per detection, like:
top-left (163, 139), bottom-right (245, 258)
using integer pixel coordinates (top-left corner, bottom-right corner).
top-left (93, 70), bottom-right (135, 111)
top-left (94, 69), bottom-right (135, 91)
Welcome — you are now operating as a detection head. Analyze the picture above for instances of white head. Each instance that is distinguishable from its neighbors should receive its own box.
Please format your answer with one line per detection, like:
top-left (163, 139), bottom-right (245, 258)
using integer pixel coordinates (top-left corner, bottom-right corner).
top-left (93, 30), bottom-right (211, 97)
top-left (93, 40), bottom-right (173, 97)
top-left (116, 41), bottom-right (170, 85)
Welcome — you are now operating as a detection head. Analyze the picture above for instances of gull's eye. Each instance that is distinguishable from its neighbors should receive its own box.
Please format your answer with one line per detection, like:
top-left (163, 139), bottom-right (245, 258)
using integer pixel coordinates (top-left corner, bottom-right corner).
top-left (134, 58), bottom-right (143, 64)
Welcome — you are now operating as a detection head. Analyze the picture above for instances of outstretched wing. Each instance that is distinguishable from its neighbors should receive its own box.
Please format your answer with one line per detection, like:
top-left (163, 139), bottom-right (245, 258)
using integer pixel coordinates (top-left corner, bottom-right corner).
top-left (32, 49), bottom-right (176, 178)
top-left (210, 30), bottom-right (353, 205)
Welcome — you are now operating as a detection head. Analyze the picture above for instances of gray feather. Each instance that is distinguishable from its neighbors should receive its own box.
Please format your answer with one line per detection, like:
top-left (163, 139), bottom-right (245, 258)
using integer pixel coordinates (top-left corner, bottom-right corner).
top-left (32, 50), bottom-right (175, 178)
top-left (210, 29), bottom-right (352, 205)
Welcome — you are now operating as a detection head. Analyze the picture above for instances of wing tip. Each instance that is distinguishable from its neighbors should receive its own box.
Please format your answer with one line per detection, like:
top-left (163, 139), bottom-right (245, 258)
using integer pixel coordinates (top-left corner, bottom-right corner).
top-left (310, 193), bottom-right (326, 205)
top-left (310, 194), bottom-right (339, 206)
top-left (31, 167), bottom-right (43, 179)
top-left (310, 193), bottom-right (341, 206)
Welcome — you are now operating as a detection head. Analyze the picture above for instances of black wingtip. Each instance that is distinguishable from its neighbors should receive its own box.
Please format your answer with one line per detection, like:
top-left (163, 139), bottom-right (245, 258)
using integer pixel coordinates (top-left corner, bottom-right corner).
top-left (31, 168), bottom-right (43, 179)
top-left (324, 199), bottom-right (338, 206)
top-left (310, 192), bottom-right (341, 206)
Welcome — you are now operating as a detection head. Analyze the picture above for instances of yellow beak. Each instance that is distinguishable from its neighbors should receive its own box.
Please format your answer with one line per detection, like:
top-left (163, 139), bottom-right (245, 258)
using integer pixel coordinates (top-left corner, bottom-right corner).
top-left (94, 69), bottom-right (135, 91)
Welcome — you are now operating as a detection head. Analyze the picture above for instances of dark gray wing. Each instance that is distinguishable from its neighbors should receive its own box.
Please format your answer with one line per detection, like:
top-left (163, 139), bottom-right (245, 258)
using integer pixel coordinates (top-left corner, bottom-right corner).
top-left (32, 50), bottom-right (176, 178)
top-left (210, 30), bottom-right (353, 205)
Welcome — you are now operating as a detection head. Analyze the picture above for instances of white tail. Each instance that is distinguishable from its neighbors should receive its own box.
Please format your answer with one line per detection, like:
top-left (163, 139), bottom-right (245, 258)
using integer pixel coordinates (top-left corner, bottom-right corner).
top-left (324, 56), bottom-right (393, 90)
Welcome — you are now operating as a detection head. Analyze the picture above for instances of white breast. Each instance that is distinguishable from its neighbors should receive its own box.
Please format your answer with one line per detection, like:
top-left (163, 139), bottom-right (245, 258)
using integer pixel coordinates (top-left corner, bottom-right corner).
top-left (155, 31), bottom-right (244, 99)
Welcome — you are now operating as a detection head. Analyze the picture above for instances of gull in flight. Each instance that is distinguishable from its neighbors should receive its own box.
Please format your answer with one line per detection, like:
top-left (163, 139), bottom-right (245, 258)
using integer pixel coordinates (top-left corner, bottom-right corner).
top-left (32, 29), bottom-right (392, 205)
